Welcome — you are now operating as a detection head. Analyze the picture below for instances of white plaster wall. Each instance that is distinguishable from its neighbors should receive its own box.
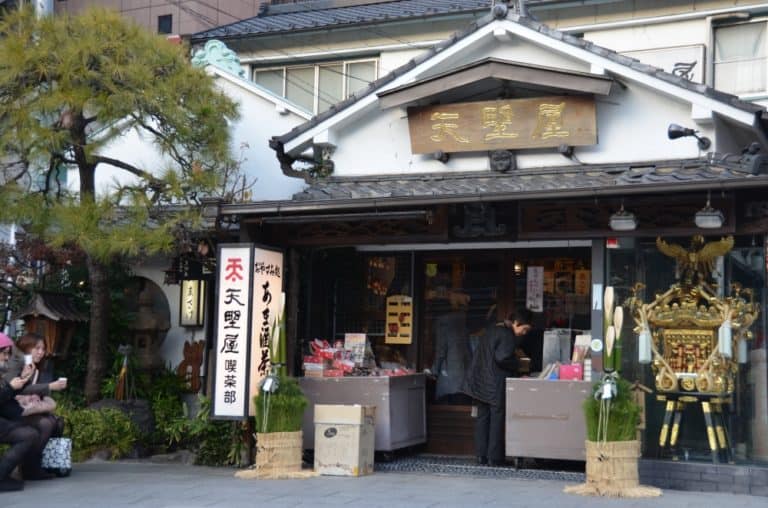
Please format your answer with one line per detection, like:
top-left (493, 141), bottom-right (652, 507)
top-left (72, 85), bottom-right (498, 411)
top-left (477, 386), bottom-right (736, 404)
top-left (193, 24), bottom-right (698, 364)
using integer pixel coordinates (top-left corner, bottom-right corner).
top-left (66, 126), bottom-right (167, 197)
top-left (379, 48), bottom-right (431, 78)
top-left (131, 257), bottom-right (207, 376)
top-left (327, 39), bottom-right (707, 177)
top-left (67, 70), bottom-right (308, 202)
top-left (452, 36), bottom-right (591, 75)
top-left (583, 18), bottom-right (707, 53)
top-left (213, 77), bottom-right (309, 201)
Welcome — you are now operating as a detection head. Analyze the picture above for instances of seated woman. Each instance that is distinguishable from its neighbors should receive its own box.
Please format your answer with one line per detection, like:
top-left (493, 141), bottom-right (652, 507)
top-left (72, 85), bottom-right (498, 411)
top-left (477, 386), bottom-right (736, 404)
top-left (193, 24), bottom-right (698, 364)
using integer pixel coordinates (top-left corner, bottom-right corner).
top-left (7, 334), bottom-right (66, 427)
top-left (0, 332), bottom-right (41, 491)
top-left (4, 333), bottom-right (67, 476)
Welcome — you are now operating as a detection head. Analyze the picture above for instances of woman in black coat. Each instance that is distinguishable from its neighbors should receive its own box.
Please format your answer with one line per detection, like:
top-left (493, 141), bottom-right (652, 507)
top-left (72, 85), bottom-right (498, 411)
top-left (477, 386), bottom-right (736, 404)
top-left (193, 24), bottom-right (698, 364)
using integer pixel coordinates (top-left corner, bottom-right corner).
top-left (0, 333), bottom-right (41, 492)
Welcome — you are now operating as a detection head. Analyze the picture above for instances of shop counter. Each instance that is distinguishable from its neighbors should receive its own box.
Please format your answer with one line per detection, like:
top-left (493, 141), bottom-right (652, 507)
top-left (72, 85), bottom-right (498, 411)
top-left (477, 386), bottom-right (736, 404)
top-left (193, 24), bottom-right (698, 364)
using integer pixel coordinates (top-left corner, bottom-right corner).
top-left (300, 374), bottom-right (427, 452)
top-left (505, 378), bottom-right (592, 461)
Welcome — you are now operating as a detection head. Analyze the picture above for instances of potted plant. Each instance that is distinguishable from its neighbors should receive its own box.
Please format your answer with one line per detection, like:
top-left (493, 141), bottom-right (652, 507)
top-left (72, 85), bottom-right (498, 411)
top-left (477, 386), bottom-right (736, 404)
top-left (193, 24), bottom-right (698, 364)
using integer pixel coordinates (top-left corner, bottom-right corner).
top-left (564, 287), bottom-right (661, 498)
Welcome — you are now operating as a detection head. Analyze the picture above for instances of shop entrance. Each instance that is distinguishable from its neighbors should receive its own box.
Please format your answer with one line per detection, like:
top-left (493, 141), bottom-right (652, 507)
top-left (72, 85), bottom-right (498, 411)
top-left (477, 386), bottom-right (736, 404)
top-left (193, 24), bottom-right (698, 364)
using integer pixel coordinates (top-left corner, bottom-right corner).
top-left (419, 248), bottom-right (591, 456)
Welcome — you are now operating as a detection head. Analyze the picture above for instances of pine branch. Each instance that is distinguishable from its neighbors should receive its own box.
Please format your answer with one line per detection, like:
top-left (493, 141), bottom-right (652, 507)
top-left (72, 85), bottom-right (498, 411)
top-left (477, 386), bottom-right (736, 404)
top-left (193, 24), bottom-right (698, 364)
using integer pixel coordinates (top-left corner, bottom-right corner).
top-left (91, 155), bottom-right (164, 186)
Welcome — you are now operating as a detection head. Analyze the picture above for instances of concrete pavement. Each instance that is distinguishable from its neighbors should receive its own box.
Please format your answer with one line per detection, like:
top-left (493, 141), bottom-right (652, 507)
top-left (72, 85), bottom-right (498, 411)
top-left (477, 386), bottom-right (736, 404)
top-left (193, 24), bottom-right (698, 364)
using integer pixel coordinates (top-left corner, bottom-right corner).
top-left (1, 460), bottom-right (766, 508)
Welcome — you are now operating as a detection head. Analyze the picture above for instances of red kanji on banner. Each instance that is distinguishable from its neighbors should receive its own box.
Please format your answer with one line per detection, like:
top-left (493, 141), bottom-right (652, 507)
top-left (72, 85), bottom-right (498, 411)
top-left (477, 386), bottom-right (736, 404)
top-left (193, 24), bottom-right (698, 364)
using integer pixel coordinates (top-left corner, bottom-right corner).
top-left (224, 257), bottom-right (244, 281)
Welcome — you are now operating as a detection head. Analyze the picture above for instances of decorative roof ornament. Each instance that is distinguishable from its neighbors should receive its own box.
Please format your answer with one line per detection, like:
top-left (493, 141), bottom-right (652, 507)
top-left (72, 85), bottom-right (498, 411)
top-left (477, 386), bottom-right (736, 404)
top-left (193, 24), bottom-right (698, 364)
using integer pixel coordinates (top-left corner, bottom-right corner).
top-left (656, 235), bottom-right (733, 287)
top-left (191, 40), bottom-right (246, 78)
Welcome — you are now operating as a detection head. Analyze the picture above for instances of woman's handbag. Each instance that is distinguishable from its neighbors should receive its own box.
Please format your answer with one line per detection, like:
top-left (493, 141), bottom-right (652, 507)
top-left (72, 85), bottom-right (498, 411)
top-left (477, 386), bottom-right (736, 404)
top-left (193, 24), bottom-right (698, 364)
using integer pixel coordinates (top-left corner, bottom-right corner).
top-left (41, 437), bottom-right (72, 477)
top-left (15, 394), bottom-right (57, 417)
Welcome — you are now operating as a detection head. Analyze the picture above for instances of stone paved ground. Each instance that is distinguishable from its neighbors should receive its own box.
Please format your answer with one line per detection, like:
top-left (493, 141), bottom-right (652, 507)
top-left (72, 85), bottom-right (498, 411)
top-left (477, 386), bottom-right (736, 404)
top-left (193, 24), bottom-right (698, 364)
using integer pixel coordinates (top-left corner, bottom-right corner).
top-left (1, 460), bottom-right (767, 508)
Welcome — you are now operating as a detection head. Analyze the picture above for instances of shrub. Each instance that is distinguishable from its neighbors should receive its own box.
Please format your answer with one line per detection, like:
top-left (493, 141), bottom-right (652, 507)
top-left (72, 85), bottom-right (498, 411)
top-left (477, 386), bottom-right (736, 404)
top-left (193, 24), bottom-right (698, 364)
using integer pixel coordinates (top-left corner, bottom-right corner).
top-left (58, 406), bottom-right (140, 461)
top-left (164, 396), bottom-right (245, 467)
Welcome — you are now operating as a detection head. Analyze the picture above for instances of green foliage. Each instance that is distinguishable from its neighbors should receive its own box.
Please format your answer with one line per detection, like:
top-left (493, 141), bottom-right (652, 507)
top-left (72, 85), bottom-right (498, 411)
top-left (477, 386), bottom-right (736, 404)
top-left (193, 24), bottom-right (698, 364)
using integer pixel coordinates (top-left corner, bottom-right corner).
top-left (163, 396), bottom-right (246, 467)
top-left (147, 368), bottom-right (187, 448)
top-left (583, 377), bottom-right (642, 442)
top-left (254, 375), bottom-right (308, 434)
top-left (0, 6), bottom-right (241, 402)
top-left (0, 7), bottom-right (240, 262)
top-left (57, 405), bottom-right (140, 462)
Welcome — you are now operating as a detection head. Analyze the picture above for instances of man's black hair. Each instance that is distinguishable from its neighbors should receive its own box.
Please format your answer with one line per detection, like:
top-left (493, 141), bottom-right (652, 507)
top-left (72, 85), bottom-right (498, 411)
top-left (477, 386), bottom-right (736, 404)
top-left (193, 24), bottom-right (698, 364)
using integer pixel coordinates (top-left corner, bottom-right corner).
top-left (508, 307), bottom-right (534, 326)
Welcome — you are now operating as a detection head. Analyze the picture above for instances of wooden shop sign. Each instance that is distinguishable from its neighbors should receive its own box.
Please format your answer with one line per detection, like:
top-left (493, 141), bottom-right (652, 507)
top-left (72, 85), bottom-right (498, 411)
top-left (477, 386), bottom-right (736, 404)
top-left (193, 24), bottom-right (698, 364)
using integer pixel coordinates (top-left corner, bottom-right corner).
top-left (407, 95), bottom-right (596, 154)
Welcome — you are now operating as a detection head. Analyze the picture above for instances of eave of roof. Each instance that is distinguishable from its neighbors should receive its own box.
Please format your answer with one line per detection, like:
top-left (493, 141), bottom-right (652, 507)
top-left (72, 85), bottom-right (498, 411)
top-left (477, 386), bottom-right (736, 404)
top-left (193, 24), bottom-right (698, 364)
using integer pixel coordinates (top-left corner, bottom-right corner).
top-left (16, 292), bottom-right (88, 322)
top-left (377, 57), bottom-right (614, 109)
top-left (190, 0), bottom-right (489, 42)
top-left (221, 158), bottom-right (767, 216)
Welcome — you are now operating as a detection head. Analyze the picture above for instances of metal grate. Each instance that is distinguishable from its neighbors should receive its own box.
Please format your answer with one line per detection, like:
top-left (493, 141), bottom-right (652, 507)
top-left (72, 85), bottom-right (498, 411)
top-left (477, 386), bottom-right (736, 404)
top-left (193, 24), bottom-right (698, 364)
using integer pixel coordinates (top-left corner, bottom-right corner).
top-left (374, 455), bottom-right (586, 482)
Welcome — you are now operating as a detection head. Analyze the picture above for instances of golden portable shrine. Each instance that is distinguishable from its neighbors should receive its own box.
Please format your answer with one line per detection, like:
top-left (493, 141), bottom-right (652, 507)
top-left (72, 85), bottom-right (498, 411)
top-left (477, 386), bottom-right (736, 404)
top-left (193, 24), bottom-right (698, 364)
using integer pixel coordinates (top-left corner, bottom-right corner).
top-left (629, 235), bottom-right (759, 464)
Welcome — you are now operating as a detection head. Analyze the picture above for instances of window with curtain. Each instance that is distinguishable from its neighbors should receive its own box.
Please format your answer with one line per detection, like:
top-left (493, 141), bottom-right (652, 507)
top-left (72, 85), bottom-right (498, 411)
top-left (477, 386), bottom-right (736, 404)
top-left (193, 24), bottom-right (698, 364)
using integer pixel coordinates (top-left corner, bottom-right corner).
top-left (253, 58), bottom-right (378, 114)
top-left (714, 21), bottom-right (767, 95)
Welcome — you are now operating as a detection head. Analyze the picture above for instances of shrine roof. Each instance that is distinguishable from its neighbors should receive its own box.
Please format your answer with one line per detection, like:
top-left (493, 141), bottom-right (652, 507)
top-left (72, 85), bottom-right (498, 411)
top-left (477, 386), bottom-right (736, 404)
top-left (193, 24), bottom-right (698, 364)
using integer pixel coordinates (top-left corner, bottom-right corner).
top-left (16, 292), bottom-right (88, 322)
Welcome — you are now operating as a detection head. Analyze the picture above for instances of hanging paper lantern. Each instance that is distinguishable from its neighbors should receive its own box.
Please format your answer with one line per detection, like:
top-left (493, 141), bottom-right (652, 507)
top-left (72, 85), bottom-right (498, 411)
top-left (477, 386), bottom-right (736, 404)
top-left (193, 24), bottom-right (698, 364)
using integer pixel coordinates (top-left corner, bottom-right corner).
top-left (737, 337), bottom-right (748, 364)
top-left (638, 328), bottom-right (652, 364)
top-left (718, 320), bottom-right (732, 359)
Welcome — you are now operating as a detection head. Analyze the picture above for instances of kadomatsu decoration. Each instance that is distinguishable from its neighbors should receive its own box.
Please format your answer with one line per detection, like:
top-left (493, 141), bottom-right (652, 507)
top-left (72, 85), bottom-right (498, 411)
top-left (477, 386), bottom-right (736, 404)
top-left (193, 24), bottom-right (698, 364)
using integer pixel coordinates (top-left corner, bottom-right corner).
top-left (564, 287), bottom-right (661, 498)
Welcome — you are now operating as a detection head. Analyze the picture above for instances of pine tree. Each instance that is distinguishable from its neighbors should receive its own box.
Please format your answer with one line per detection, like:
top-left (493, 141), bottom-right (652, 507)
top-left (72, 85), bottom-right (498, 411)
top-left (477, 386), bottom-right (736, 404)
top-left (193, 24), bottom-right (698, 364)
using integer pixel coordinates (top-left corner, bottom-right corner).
top-left (0, 7), bottom-right (239, 401)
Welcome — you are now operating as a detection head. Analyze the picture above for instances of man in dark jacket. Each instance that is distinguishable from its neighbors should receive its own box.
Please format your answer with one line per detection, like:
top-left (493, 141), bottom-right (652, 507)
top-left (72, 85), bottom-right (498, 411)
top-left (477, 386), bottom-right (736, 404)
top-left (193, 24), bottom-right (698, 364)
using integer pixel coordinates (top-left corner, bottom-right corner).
top-left (462, 308), bottom-right (533, 466)
top-left (0, 333), bottom-right (39, 492)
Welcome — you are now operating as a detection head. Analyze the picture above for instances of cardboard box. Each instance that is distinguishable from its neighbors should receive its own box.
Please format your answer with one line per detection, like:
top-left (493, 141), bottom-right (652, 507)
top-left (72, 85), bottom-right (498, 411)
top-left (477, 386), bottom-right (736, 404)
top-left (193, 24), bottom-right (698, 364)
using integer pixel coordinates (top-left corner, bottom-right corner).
top-left (314, 405), bottom-right (375, 476)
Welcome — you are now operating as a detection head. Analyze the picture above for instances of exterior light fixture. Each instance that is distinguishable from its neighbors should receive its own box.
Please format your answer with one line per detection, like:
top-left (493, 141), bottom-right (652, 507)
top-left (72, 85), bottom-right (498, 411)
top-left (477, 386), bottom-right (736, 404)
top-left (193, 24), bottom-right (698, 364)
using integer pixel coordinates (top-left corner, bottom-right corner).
top-left (668, 123), bottom-right (711, 151)
top-left (694, 192), bottom-right (724, 229)
top-left (513, 261), bottom-right (524, 276)
top-left (609, 204), bottom-right (637, 231)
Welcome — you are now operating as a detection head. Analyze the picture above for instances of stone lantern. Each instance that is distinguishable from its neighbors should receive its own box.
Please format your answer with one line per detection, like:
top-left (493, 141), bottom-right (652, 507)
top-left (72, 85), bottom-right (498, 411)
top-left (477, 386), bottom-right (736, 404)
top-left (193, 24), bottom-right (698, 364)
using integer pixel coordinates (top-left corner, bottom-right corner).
top-left (128, 285), bottom-right (170, 372)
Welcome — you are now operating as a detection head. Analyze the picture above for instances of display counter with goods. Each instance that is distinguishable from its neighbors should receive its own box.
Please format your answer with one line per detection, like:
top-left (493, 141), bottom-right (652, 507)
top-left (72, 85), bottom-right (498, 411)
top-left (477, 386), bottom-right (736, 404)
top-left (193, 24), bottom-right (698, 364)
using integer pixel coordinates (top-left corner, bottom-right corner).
top-left (504, 330), bottom-right (595, 461)
top-left (505, 378), bottom-right (592, 461)
top-left (300, 374), bottom-right (427, 452)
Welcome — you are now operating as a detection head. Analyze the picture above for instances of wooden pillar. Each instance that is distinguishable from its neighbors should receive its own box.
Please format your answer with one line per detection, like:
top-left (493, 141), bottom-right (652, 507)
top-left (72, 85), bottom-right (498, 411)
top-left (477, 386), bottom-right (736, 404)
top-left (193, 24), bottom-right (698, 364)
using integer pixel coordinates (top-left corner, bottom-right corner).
top-left (286, 248), bottom-right (301, 377)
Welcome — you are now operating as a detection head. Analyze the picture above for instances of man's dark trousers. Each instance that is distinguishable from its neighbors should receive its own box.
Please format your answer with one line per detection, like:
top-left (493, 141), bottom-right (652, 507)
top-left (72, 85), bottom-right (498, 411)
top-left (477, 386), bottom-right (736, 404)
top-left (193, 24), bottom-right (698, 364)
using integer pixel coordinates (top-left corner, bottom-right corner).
top-left (475, 400), bottom-right (505, 464)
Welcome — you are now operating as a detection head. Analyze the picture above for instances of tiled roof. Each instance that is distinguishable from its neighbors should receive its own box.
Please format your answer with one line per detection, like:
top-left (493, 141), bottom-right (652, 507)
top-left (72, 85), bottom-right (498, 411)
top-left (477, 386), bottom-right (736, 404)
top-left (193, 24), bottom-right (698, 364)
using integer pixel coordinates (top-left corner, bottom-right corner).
top-left (270, 11), bottom-right (764, 149)
top-left (16, 292), bottom-right (88, 322)
top-left (191, 0), bottom-right (489, 41)
top-left (291, 159), bottom-right (767, 204)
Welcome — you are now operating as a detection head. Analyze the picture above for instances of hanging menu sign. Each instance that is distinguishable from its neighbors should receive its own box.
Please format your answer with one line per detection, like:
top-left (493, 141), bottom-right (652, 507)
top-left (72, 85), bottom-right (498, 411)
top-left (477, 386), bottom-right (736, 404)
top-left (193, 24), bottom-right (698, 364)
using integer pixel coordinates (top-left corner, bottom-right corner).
top-left (385, 295), bottom-right (413, 344)
top-left (526, 266), bottom-right (544, 312)
top-left (212, 244), bottom-right (253, 419)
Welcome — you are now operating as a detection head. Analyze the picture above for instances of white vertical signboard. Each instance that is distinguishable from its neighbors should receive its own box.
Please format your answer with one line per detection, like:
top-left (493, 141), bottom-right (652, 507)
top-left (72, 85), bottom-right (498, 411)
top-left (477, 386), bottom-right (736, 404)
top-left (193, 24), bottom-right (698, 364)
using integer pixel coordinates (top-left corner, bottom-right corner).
top-left (249, 246), bottom-right (284, 416)
top-left (526, 266), bottom-right (544, 312)
top-left (212, 244), bottom-right (253, 419)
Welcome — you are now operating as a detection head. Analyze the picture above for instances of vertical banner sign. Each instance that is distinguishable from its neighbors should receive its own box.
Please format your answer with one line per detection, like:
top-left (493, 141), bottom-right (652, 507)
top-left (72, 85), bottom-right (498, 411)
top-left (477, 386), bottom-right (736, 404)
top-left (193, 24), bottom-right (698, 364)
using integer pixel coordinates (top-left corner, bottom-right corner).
top-left (385, 295), bottom-right (413, 344)
top-left (179, 280), bottom-right (205, 327)
top-left (249, 246), bottom-right (284, 416)
top-left (212, 245), bottom-right (253, 419)
top-left (526, 266), bottom-right (544, 312)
